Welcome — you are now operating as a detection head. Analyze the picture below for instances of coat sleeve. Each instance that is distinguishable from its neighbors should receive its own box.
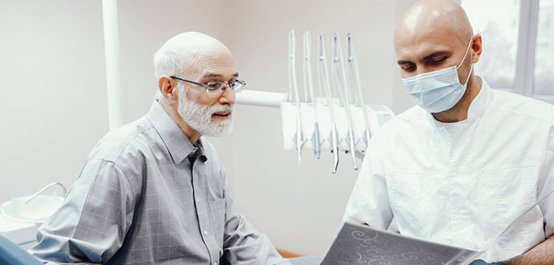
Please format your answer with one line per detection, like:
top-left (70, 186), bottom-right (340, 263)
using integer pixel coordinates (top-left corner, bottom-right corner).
top-left (343, 134), bottom-right (393, 230)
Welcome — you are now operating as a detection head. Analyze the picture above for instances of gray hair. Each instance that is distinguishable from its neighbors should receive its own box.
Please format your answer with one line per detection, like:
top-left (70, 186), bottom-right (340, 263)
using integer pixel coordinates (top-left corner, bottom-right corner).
top-left (153, 43), bottom-right (185, 79)
top-left (152, 39), bottom-right (186, 100)
top-left (152, 32), bottom-right (223, 100)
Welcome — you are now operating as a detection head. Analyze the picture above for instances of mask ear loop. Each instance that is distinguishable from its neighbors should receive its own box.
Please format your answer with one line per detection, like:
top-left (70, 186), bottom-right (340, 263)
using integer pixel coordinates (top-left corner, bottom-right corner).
top-left (456, 39), bottom-right (473, 70)
top-left (456, 39), bottom-right (474, 86)
top-left (462, 65), bottom-right (474, 87)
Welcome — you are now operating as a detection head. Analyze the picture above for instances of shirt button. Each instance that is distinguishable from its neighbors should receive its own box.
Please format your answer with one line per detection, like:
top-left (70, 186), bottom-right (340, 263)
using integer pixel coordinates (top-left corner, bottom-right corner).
top-left (196, 198), bottom-right (200, 203)
top-left (214, 262), bottom-right (218, 265)
top-left (203, 230), bottom-right (208, 235)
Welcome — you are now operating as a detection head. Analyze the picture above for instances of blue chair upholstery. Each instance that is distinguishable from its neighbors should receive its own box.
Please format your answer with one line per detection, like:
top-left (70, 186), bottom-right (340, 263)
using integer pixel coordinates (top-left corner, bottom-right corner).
top-left (0, 235), bottom-right (43, 265)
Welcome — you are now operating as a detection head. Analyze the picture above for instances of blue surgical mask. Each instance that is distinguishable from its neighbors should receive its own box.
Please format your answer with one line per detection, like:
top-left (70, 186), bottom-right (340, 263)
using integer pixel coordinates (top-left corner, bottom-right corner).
top-left (402, 41), bottom-right (473, 113)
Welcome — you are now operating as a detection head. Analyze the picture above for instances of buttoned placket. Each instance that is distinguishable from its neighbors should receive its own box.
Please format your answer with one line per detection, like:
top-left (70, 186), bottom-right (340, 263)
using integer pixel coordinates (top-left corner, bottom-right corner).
top-left (442, 121), bottom-right (474, 243)
top-left (432, 126), bottom-right (455, 244)
top-left (190, 158), bottom-right (220, 264)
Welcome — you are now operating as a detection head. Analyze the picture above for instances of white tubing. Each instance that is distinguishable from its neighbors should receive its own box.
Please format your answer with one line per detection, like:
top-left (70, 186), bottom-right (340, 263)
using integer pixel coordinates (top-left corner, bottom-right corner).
top-left (235, 90), bottom-right (287, 108)
top-left (102, 0), bottom-right (123, 129)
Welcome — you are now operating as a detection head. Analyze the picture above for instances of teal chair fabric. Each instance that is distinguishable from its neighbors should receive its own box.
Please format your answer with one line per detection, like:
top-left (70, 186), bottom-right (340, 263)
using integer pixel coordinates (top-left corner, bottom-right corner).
top-left (0, 235), bottom-right (42, 265)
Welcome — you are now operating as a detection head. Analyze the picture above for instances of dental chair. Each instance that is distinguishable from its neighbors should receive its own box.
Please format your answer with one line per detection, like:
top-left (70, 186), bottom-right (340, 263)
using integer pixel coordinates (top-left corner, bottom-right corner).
top-left (0, 235), bottom-right (43, 265)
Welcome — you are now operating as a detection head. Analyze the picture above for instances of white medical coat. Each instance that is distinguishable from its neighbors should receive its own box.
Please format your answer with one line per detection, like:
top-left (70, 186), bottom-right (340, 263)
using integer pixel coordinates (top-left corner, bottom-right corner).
top-left (344, 78), bottom-right (554, 262)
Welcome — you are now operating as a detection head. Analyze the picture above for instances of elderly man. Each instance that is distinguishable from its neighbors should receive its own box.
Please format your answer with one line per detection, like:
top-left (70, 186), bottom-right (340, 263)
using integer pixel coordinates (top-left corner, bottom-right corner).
top-left (30, 32), bottom-right (291, 265)
top-left (344, 1), bottom-right (554, 264)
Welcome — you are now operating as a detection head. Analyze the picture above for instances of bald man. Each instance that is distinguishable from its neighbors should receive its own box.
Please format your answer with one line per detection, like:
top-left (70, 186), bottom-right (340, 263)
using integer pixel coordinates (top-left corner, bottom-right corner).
top-left (30, 32), bottom-right (291, 265)
top-left (344, 1), bottom-right (554, 264)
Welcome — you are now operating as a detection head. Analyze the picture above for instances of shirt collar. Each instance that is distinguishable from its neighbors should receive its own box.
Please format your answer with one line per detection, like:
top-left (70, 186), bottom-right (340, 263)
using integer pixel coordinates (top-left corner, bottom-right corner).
top-left (423, 76), bottom-right (492, 127)
top-left (466, 77), bottom-right (491, 121)
top-left (146, 100), bottom-right (199, 164)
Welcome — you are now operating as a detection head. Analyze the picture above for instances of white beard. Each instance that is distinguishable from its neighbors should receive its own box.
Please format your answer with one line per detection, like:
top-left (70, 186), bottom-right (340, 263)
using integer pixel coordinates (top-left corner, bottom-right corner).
top-left (177, 86), bottom-right (234, 137)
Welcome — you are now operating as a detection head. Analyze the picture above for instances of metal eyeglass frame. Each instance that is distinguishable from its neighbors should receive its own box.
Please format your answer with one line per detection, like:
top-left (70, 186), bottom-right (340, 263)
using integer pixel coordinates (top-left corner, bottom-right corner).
top-left (170, 76), bottom-right (246, 94)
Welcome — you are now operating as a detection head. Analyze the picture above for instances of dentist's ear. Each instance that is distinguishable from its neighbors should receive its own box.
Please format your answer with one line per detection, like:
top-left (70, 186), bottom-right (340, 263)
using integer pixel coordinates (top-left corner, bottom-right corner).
top-left (470, 34), bottom-right (483, 64)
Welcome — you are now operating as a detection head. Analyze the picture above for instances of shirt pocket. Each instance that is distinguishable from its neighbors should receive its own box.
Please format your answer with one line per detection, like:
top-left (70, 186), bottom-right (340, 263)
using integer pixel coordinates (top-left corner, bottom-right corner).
top-left (387, 172), bottom-right (444, 233)
top-left (469, 165), bottom-right (539, 226)
top-left (208, 198), bottom-right (226, 247)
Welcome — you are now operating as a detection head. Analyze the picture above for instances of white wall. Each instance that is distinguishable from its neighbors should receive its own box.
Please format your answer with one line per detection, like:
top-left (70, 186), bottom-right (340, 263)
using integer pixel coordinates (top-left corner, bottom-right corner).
top-left (0, 0), bottom-right (415, 257)
top-left (0, 0), bottom-right (107, 200)
top-left (0, 0), bottom-right (235, 200)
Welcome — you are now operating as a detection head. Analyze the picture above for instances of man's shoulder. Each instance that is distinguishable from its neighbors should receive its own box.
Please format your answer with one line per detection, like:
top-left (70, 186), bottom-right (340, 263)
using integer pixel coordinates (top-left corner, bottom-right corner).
top-left (370, 105), bottom-right (425, 146)
top-left (379, 105), bottom-right (424, 131)
top-left (490, 89), bottom-right (554, 123)
top-left (90, 116), bottom-right (158, 164)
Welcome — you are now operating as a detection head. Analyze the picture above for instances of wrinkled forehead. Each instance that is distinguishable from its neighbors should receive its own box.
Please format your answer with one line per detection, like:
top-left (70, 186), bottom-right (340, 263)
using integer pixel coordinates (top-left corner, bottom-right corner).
top-left (183, 49), bottom-right (237, 80)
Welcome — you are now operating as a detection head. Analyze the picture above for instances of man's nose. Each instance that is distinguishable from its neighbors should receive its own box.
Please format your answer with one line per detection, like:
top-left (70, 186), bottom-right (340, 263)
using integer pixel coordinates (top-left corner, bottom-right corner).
top-left (218, 86), bottom-right (235, 105)
top-left (417, 63), bottom-right (450, 75)
top-left (416, 64), bottom-right (435, 75)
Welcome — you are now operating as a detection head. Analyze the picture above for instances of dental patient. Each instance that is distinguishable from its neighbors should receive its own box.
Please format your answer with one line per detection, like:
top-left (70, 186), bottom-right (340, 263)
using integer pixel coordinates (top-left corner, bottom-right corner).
top-left (31, 32), bottom-right (291, 265)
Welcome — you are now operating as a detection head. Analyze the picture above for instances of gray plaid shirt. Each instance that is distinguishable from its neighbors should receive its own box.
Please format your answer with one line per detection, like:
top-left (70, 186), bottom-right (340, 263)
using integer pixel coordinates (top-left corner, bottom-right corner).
top-left (30, 101), bottom-right (290, 265)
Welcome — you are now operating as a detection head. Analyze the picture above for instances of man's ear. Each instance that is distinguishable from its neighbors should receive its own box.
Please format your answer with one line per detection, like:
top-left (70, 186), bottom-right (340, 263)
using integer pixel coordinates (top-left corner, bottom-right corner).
top-left (158, 75), bottom-right (177, 99)
top-left (470, 34), bottom-right (483, 64)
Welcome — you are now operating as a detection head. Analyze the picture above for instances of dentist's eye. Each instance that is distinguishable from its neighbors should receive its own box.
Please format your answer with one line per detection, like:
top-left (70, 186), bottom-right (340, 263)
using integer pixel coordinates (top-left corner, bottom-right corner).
top-left (400, 64), bottom-right (416, 72)
top-left (427, 56), bottom-right (447, 66)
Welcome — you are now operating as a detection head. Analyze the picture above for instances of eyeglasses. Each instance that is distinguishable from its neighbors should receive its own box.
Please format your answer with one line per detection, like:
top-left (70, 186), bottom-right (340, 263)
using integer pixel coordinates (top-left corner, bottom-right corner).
top-left (170, 76), bottom-right (246, 94)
